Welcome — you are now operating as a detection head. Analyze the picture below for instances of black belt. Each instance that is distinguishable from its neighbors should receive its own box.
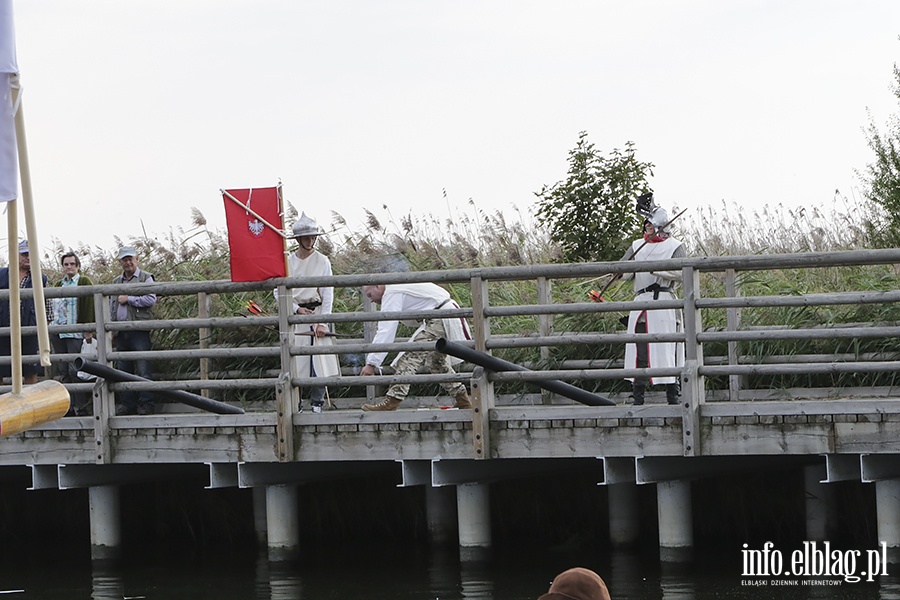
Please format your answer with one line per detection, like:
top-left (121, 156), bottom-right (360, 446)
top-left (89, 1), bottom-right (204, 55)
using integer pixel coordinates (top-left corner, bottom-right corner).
top-left (435, 299), bottom-right (452, 309)
top-left (297, 300), bottom-right (322, 310)
top-left (636, 284), bottom-right (672, 299)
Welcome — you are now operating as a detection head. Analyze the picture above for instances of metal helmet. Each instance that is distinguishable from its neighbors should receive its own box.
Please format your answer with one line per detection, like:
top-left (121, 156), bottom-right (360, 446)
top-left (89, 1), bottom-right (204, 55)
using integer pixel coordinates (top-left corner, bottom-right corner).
top-left (635, 192), bottom-right (671, 233)
top-left (648, 206), bottom-right (670, 229)
top-left (290, 212), bottom-right (324, 238)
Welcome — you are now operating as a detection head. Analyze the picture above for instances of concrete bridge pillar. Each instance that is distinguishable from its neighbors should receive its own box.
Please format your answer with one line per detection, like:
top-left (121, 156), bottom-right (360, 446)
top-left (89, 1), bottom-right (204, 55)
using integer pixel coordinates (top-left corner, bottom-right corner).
top-left (426, 485), bottom-right (457, 545)
top-left (457, 483), bottom-right (491, 561)
top-left (266, 484), bottom-right (299, 562)
top-left (253, 486), bottom-right (268, 547)
top-left (804, 464), bottom-right (835, 542)
top-left (657, 480), bottom-right (693, 562)
top-left (89, 485), bottom-right (121, 561)
top-left (608, 483), bottom-right (640, 548)
top-left (876, 479), bottom-right (900, 563)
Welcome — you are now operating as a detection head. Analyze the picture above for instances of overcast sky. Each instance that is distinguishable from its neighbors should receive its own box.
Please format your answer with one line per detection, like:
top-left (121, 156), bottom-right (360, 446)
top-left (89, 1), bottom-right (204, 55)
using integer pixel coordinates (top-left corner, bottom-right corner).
top-left (9, 0), bottom-right (900, 256)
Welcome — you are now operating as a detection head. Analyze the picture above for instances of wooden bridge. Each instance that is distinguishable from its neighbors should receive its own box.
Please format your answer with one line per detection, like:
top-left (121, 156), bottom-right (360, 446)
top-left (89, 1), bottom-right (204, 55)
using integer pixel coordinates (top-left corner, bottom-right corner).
top-left (2, 249), bottom-right (900, 562)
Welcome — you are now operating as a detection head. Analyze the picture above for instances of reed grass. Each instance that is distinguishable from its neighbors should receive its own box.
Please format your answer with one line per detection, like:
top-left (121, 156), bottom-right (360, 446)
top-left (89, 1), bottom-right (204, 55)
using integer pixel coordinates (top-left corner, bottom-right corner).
top-left (26, 193), bottom-right (900, 399)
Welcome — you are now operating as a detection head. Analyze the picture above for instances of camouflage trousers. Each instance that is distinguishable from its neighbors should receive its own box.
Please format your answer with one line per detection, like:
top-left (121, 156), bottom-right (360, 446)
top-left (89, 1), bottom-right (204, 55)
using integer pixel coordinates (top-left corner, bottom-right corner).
top-left (386, 318), bottom-right (466, 402)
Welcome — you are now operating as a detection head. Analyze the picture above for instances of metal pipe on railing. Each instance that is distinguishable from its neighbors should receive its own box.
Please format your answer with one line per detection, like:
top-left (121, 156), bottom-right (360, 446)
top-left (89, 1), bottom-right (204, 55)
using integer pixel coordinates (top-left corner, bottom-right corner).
top-left (435, 338), bottom-right (615, 407)
top-left (72, 358), bottom-right (244, 415)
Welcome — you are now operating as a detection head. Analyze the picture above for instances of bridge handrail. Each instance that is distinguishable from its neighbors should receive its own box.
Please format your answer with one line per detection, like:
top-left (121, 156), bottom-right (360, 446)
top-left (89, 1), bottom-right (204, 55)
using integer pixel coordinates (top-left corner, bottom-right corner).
top-left (4, 248), bottom-right (900, 415)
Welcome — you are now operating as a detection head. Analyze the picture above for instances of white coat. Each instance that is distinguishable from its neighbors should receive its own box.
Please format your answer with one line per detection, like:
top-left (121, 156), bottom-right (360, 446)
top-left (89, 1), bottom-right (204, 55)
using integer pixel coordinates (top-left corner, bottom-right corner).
top-left (284, 251), bottom-right (341, 379)
top-left (365, 283), bottom-right (472, 368)
top-left (623, 236), bottom-right (684, 385)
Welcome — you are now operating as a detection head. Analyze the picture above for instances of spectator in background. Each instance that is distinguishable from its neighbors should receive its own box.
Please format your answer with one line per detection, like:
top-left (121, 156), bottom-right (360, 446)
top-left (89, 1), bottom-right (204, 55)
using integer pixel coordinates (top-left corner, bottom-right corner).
top-left (109, 246), bottom-right (157, 415)
top-left (0, 240), bottom-right (51, 385)
top-left (52, 251), bottom-right (95, 416)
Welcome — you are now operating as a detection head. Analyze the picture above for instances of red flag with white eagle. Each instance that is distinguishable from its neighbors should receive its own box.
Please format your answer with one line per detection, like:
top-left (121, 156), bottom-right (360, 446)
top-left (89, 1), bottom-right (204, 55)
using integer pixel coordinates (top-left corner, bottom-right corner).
top-left (222, 186), bottom-right (286, 282)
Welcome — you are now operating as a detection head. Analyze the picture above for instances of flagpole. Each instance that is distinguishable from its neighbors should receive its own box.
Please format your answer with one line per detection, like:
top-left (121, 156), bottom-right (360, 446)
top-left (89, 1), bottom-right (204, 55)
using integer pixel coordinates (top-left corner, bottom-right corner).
top-left (221, 189), bottom-right (287, 239)
top-left (277, 181), bottom-right (290, 275)
top-left (10, 74), bottom-right (49, 371)
top-left (6, 197), bottom-right (21, 394)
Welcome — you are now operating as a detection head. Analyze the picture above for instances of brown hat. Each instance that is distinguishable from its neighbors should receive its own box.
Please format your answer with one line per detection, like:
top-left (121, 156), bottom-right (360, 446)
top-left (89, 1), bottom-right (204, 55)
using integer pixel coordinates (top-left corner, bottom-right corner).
top-left (538, 567), bottom-right (610, 600)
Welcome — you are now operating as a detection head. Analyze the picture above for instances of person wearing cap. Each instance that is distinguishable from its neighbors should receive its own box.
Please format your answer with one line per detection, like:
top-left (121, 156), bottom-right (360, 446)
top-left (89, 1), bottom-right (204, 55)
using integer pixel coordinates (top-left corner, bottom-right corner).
top-left (52, 251), bottom-right (95, 416)
top-left (538, 567), bottom-right (611, 600)
top-left (0, 240), bottom-right (52, 385)
top-left (357, 282), bottom-right (472, 411)
top-left (109, 245), bottom-right (157, 415)
top-left (274, 213), bottom-right (340, 413)
top-left (619, 192), bottom-right (685, 406)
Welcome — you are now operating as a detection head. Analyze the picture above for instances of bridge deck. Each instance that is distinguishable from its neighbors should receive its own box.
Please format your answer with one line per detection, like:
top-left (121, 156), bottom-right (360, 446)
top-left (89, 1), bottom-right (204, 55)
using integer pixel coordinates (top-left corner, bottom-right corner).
top-left (3, 398), bottom-right (896, 469)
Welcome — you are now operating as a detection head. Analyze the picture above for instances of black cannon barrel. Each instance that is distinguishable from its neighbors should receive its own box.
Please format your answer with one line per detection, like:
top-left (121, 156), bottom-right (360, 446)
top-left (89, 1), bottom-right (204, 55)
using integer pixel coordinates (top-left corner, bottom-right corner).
top-left (435, 338), bottom-right (615, 407)
top-left (73, 358), bottom-right (245, 415)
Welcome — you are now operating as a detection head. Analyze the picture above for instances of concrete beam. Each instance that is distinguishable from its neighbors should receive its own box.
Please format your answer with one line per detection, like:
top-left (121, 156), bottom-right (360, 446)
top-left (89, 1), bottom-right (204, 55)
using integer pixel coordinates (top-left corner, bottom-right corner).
top-left (399, 459), bottom-right (431, 487)
top-left (861, 454), bottom-right (900, 483)
top-left (824, 453), bottom-right (861, 482)
top-left (636, 455), bottom-right (819, 484)
top-left (432, 457), bottom-right (602, 487)
top-left (57, 463), bottom-right (206, 489)
top-left (237, 460), bottom-right (398, 488)
top-left (206, 462), bottom-right (239, 489)
top-left (29, 464), bottom-right (59, 490)
top-left (602, 457), bottom-right (636, 485)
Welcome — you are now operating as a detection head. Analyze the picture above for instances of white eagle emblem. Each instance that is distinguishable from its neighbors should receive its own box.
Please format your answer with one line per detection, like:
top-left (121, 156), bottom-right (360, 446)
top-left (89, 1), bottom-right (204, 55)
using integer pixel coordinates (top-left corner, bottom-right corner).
top-left (248, 219), bottom-right (265, 237)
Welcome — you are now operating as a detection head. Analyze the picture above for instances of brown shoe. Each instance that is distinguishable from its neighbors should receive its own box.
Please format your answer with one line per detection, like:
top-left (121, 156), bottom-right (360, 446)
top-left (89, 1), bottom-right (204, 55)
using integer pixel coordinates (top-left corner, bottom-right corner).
top-left (453, 389), bottom-right (472, 409)
top-left (361, 396), bottom-right (402, 412)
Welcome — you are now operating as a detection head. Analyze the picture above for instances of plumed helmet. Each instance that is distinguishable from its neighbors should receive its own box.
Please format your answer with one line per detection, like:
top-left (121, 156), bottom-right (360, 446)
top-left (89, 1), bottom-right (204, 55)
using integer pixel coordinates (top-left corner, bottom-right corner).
top-left (636, 192), bottom-right (655, 218)
top-left (290, 212), bottom-right (324, 238)
top-left (648, 206), bottom-right (669, 229)
top-left (635, 192), bottom-right (671, 232)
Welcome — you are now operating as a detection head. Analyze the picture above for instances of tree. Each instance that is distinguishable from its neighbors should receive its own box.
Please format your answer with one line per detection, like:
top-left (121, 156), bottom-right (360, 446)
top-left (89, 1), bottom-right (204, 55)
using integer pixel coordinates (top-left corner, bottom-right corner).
top-left (861, 61), bottom-right (900, 248)
top-left (534, 131), bottom-right (653, 262)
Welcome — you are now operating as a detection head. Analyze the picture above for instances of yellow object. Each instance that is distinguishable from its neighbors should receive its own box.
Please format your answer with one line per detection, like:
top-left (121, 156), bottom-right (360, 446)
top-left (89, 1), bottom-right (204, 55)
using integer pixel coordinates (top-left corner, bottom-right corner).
top-left (0, 380), bottom-right (70, 436)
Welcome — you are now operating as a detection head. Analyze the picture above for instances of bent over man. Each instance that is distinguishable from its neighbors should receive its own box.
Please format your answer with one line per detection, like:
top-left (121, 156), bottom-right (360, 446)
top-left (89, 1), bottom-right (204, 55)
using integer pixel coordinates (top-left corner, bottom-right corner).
top-left (358, 282), bottom-right (471, 411)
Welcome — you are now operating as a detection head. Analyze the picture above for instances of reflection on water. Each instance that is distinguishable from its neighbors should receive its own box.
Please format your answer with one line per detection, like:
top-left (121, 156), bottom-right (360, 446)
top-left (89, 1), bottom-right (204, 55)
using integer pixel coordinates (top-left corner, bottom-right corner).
top-left (659, 562), bottom-right (696, 600)
top-left (460, 557), bottom-right (494, 599)
top-left (256, 559), bottom-right (304, 600)
top-left (880, 575), bottom-right (900, 600)
top-left (2, 543), bottom-right (898, 599)
top-left (91, 564), bottom-right (125, 600)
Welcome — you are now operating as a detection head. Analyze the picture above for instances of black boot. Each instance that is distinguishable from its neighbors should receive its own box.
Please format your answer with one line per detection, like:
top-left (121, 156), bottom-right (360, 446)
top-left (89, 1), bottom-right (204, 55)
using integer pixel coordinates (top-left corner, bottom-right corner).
top-left (666, 383), bottom-right (680, 405)
top-left (632, 381), bottom-right (646, 406)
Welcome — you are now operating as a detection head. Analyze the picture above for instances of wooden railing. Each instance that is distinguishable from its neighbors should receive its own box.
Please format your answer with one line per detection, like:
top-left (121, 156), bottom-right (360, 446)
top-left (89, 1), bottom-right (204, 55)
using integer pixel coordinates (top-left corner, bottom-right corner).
top-left (0, 248), bottom-right (899, 414)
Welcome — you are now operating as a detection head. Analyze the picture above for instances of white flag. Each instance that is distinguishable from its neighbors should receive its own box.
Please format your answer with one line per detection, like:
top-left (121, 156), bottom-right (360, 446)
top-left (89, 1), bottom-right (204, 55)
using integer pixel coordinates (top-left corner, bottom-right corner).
top-left (0, 0), bottom-right (18, 203)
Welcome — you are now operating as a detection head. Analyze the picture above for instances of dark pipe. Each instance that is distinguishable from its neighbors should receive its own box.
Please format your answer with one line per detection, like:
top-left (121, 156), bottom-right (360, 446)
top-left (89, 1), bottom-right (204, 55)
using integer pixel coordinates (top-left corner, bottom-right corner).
top-left (73, 358), bottom-right (245, 415)
top-left (435, 338), bottom-right (615, 407)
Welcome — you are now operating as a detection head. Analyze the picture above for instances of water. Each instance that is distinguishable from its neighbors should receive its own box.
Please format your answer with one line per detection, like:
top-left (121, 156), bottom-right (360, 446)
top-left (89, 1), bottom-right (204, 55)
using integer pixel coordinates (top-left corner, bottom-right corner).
top-left (2, 543), bottom-right (898, 599)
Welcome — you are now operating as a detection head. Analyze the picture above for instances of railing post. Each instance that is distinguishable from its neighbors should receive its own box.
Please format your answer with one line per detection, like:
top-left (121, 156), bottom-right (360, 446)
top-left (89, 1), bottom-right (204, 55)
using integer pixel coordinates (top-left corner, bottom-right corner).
top-left (93, 292), bottom-right (111, 463)
top-left (275, 372), bottom-right (294, 461)
top-left (276, 285), bottom-right (299, 412)
top-left (681, 266), bottom-right (703, 457)
top-left (362, 291), bottom-right (376, 404)
top-left (470, 275), bottom-right (494, 411)
top-left (537, 276), bottom-right (553, 405)
top-left (275, 286), bottom-right (296, 462)
top-left (725, 268), bottom-right (743, 401)
top-left (197, 291), bottom-right (211, 398)
top-left (470, 366), bottom-right (492, 460)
